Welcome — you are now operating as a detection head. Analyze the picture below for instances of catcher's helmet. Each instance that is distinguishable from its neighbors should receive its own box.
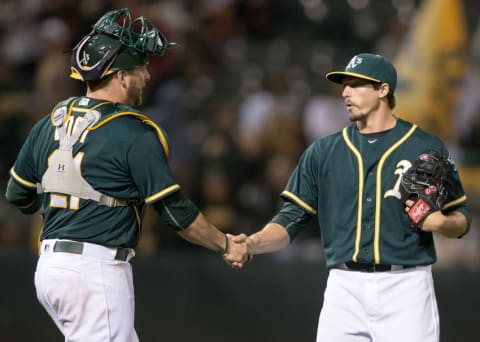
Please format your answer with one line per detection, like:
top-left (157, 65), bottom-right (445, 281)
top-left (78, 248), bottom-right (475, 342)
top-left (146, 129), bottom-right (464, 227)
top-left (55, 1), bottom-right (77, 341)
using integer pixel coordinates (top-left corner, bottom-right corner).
top-left (70, 8), bottom-right (177, 81)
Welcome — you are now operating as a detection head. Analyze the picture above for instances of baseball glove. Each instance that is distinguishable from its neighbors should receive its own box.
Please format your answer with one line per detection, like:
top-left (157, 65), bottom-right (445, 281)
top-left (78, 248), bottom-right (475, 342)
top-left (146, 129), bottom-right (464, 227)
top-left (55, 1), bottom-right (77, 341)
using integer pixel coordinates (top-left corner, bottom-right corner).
top-left (399, 150), bottom-right (449, 230)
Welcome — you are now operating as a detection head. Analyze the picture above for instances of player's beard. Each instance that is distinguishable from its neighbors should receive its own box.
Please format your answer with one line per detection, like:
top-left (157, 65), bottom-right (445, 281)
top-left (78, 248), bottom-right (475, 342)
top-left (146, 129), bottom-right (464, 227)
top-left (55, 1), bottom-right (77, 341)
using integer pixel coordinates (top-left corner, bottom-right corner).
top-left (127, 83), bottom-right (144, 107)
top-left (347, 99), bottom-right (380, 122)
top-left (349, 110), bottom-right (368, 122)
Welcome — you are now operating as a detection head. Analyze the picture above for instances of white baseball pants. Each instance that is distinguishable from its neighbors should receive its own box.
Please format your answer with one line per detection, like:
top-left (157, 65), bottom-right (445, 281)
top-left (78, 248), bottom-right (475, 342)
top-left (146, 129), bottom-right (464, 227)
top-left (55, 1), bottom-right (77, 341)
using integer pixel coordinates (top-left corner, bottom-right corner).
top-left (316, 266), bottom-right (439, 342)
top-left (35, 239), bottom-right (138, 342)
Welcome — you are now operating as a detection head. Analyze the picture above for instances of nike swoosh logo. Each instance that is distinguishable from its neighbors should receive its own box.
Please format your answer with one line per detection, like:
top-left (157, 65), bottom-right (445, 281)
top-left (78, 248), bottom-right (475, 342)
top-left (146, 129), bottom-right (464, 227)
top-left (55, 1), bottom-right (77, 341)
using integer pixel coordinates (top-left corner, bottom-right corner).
top-left (368, 138), bottom-right (378, 144)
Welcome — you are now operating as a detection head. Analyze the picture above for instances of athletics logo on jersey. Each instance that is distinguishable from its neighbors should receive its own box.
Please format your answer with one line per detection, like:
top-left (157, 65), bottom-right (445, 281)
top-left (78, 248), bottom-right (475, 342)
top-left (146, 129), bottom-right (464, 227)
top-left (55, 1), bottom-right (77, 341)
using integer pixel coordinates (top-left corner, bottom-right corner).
top-left (346, 56), bottom-right (363, 70)
top-left (384, 160), bottom-right (412, 200)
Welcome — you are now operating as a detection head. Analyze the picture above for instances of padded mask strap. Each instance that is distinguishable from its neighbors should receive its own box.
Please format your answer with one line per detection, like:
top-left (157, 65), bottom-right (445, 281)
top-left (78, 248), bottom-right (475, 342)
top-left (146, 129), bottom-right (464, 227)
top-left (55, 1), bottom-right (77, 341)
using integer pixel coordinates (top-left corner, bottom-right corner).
top-left (52, 108), bottom-right (101, 150)
top-left (65, 110), bottom-right (101, 149)
top-left (52, 106), bottom-right (69, 149)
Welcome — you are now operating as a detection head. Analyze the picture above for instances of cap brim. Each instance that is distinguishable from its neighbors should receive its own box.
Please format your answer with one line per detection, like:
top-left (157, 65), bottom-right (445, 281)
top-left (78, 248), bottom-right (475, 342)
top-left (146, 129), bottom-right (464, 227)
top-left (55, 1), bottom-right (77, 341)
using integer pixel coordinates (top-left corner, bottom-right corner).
top-left (326, 71), bottom-right (381, 84)
top-left (69, 68), bottom-right (84, 81)
top-left (69, 67), bottom-right (115, 81)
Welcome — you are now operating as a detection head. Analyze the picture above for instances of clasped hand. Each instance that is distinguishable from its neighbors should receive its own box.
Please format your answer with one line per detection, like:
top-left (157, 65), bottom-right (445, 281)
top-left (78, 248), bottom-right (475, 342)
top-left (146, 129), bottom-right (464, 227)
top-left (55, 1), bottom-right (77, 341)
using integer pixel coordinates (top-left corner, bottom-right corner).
top-left (223, 234), bottom-right (252, 269)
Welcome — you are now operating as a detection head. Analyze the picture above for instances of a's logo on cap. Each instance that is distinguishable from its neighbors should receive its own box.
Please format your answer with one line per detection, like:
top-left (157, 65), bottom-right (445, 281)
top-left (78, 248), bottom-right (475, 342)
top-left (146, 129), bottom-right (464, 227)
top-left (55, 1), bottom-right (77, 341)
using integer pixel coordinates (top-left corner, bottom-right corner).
top-left (80, 51), bottom-right (90, 66)
top-left (346, 56), bottom-right (363, 70)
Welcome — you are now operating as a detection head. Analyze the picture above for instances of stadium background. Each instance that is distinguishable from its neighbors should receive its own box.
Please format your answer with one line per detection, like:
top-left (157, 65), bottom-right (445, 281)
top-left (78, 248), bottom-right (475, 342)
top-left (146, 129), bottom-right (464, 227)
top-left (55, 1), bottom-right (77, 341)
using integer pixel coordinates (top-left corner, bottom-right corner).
top-left (0, 0), bottom-right (479, 341)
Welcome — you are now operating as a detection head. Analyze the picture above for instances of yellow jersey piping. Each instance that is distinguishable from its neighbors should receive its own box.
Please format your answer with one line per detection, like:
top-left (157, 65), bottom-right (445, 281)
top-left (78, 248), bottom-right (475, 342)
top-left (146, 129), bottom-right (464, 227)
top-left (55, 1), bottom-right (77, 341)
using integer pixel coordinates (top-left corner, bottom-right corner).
top-left (442, 195), bottom-right (467, 210)
top-left (342, 127), bottom-right (365, 262)
top-left (50, 98), bottom-right (77, 125)
top-left (374, 124), bottom-right (417, 263)
top-left (89, 112), bottom-right (170, 157)
top-left (71, 101), bottom-right (111, 113)
top-left (10, 168), bottom-right (37, 189)
top-left (281, 191), bottom-right (317, 215)
top-left (133, 203), bottom-right (142, 236)
top-left (145, 184), bottom-right (181, 204)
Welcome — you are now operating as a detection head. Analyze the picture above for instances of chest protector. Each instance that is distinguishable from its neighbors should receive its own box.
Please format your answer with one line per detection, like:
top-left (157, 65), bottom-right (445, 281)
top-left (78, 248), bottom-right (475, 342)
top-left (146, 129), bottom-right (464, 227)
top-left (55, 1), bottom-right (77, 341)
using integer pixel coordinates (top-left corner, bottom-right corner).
top-left (37, 106), bottom-right (128, 207)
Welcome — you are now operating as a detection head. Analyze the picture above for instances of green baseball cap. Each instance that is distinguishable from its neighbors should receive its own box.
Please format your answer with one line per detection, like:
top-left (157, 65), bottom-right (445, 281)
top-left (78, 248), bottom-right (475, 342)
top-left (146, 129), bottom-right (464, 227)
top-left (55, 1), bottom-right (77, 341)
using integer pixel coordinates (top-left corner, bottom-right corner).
top-left (326, 53), bottom-right (397, 92)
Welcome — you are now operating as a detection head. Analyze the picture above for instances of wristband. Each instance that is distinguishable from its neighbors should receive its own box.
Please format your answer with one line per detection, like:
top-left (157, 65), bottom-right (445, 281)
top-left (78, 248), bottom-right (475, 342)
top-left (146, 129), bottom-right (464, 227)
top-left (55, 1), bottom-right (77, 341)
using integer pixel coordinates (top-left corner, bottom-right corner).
top-left (221, 234), bottom-right (229, 254)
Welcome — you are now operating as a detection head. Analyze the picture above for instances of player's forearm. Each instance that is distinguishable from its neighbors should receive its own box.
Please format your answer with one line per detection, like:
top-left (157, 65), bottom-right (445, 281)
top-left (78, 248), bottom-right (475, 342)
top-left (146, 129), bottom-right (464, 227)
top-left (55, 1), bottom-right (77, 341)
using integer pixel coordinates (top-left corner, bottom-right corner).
top-left (435, 211), bottom-right (468, 238)
top-left (177, 212), bottom-right (227, 253)
top-left (247, 223), bottom-right (290, 255)
top-left (5, 178), bottom-right (42, 214)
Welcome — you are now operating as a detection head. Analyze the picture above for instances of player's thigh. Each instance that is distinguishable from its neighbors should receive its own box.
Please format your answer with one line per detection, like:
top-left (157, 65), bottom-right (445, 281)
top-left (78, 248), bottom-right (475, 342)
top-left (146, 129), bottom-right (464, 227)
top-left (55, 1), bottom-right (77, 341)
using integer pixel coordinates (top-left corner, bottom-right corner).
top-left (373, 267), bottom-right (439, 342)
top-left (100, 260), bottom-right (137, 340)
top-left (35, 254), bottom-right (137, 341)
top-left (316, 270), bottom-right (372, 342)
top-left (66, 258), bottom-right (137, 341)
top-left (35, 255), bottom-right (74, 335)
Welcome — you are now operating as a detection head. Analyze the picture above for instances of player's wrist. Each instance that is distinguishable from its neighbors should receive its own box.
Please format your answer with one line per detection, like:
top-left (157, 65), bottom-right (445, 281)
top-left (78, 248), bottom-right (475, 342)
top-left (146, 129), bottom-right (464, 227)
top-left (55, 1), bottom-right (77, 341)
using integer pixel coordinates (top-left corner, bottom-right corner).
top-left (220, 233), bottom-right (229, 255)
top-left (245, 236), bottom-right (255, 255)
top-left (423, 212), bottom-right (447, 233)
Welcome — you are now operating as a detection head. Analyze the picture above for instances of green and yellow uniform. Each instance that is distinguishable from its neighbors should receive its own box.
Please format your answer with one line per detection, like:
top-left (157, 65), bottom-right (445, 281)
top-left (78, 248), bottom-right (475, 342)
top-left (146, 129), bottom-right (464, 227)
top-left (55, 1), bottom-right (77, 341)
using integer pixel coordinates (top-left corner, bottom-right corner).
top-left (9, 96), bottom-right (181, 248)
top-left (277, 118), bottom-right (470, 268)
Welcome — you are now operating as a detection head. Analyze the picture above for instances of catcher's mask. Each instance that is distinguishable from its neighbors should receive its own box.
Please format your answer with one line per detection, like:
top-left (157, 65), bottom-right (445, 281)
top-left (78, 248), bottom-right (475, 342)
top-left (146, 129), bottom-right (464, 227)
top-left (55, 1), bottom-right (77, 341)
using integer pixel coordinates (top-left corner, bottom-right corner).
top-left (70, 8), bottom-right (177, 81)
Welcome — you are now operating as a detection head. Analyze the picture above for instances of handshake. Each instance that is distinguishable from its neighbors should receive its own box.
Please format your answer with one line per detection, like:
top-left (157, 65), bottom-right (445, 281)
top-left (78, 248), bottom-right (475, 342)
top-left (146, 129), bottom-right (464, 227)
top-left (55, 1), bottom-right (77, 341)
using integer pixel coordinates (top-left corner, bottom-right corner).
top-left (222, 234), bottom-right (253, 269)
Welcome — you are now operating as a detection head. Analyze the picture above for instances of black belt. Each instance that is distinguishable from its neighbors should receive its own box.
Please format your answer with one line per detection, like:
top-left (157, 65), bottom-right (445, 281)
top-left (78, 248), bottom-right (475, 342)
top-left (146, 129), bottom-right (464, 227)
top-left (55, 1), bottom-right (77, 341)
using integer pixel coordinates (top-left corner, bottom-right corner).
top-left (52, 240), bottom-right (130, 261)
top-left (333, 261), bottom-right (417, 273)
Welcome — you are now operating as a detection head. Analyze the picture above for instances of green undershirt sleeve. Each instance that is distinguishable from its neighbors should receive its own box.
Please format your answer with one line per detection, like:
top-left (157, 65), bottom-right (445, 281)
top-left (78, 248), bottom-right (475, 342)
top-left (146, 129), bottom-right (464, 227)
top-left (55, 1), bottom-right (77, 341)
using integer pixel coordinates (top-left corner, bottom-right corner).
top-left (444, 206), bottom-right (471, 238)
top-left (153, 190), bottom-right (200, 231)
top-left (270, 201), bottom-right (315, 242)
top-left (5, 178), bottom-right (42, 215)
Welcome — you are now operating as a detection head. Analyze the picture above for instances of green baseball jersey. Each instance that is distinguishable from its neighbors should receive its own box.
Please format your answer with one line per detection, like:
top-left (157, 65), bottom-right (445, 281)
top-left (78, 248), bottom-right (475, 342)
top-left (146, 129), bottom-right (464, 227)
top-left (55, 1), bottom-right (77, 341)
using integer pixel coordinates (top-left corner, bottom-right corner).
top-left (281, 118), bottom-right (470, 268)
top-left (10, 96), bottom-right (181, 248)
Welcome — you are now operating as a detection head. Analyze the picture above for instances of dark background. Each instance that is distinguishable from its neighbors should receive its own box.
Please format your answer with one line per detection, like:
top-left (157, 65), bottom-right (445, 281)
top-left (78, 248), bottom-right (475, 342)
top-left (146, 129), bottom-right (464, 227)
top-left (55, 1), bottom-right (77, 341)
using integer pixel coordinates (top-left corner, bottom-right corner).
top-left (2, 249), bottom-right (480, 342)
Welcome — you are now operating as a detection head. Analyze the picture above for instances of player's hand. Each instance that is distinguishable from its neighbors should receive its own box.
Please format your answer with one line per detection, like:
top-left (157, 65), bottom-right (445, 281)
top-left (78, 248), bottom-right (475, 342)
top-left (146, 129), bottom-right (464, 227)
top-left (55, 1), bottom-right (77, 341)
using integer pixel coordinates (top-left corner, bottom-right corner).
top-left (223, 234), bottom-right (252, 269)
top-left (405, 199), bottom-right (445, 232)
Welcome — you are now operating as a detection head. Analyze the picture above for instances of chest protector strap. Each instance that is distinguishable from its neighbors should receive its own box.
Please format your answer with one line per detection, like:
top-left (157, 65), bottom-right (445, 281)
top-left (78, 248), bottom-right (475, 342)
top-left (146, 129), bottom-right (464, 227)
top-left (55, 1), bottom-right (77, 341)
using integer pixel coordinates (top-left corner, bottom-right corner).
top-left (37, 106), bottom-right (129, 207)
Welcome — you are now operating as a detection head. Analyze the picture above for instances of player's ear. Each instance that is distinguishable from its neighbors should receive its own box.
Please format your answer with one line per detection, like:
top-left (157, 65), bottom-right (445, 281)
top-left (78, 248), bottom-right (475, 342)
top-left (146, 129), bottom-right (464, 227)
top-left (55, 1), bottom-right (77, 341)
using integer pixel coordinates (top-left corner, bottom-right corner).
top-left (378, 83), bottom-right (390, 98)
top-left (116, 70), bottom-right (128, 87)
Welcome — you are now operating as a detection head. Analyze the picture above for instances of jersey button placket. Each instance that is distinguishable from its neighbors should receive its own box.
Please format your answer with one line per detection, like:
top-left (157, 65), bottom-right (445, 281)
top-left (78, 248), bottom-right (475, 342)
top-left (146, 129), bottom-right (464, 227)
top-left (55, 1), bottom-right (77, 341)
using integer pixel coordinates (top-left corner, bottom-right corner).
top-left (361, 194), bottom-right (375, 261)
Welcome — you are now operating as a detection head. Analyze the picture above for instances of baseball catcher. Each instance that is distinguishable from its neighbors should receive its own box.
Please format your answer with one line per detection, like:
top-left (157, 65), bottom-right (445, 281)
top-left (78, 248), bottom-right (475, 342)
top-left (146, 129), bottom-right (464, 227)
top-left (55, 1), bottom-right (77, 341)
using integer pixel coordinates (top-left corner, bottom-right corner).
top-left (400, 150), bottom-right (449, 230)
top-left (5, 8), bottom-right (250, 341)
